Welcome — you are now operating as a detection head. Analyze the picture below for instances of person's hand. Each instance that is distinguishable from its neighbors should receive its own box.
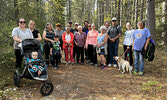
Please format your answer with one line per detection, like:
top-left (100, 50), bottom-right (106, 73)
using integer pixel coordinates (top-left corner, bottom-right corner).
top-left (144, 45), bottom-right (147, 51)
top-left (50, 52), bottom-right (52, 55)
top-left (132, 46), bottom-right (134, 52)
top-left (127, 47), bottom-right (130, 50)
top-left (51, 40), bottom-right (54, 43)
top-left (97, 44), bottom-right (100, 48)
top-left (75, 42), bottom-right (78, 46)
top-left (110, 39), bottom-right (115, 42)
top-left (38, 71), bottom-right (41, 76)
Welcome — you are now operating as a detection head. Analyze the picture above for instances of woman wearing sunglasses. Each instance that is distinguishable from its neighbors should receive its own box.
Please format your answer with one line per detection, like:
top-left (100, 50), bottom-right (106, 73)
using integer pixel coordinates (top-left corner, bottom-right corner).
top-left (12, 18), bottom-right (34, 71)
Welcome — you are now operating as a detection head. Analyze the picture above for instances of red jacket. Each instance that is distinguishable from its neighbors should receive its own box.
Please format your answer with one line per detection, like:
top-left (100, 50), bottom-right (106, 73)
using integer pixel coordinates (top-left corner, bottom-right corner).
top-left (62, 32), bottom-right (74, 49)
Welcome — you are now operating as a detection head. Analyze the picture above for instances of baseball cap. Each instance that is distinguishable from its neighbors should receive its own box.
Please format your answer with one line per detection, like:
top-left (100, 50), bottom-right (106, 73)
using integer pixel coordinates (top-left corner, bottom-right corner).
top-left (75, 23), bottom-right (79, 25)
top-left (68, 21), bottom-right (72, 24)
top-left (111, 17), bottom-right (117, 21)
top-left (56, 23), bottom-right (61, 26)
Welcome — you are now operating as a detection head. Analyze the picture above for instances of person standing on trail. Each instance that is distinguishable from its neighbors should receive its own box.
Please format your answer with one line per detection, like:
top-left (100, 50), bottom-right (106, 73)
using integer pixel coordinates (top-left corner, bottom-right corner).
top-left (82, 21), bottom-right (89, 33)
top-left (85, 23), bottom-right (98, 67)
top-left (74, 26), bottom-right (86, 65)
top-left (107, 17), bottom-right (122, 68)
top-left (54, 23), bottom-right (64, 50)
top-left (28, 20), bottom-right (42, 41)
top-left (62, 26), bottom-right (74, 65)
top-left (104, 21), bottom-right (110, 64)
top-left (12, 18), bottom-right (34, 70)
top-left (96, 26), bottom-right (108, 69)
top-left (42, 23), bottom-right (56, 67)
top-left (73, 23), bottom-right (79, 61)
top-left (123, 22), bottom-right (134, 68)
top-left (132, 21), bottom-right (151, 76)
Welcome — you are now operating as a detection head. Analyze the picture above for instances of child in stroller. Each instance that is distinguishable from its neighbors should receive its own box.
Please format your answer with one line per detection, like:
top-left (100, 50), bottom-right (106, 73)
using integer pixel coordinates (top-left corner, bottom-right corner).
top-left (27, 51), bottom-right (45, 77)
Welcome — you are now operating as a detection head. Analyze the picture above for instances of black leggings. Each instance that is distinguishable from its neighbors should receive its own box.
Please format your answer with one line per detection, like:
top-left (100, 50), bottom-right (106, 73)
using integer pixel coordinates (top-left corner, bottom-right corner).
top-left (44, 43), bottom-right (51, 65)
top-left (88, 44), bottom-right (97, 64)
top-left (14, 49), bottom-right (23, 68)
top-left (123, 45), bottom-right (133, 66)
top-left (76, 46), bottom-right (84, 63)
top-left (50, 53), bottom-right (61, 66)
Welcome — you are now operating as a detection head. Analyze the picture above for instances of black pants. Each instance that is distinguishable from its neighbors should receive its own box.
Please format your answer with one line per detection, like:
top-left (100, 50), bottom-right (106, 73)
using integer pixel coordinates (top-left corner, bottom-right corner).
top-left (14, 49), bottom-right (23, 68)
top-left (76, 46), bottom-right (84, 63)
top-left (44, 43), bottom-right (51, 65)
top-left (106, 40), bottom-right (110, 64)
top-left (73, 44), bottom-right (77, 61)
top-left (123, 45), bottom-right (133, 66)
top-left (85, 49), bottom-right (89, 60)
top-left (50, 53), bottom-right (61, 66)
top-left (88, 44), bottom-right (97, 64)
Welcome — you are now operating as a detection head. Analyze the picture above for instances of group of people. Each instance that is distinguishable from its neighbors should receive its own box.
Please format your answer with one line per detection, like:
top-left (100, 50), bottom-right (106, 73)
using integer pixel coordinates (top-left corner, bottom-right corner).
top-left (12, 17), bottom-right (151, 76)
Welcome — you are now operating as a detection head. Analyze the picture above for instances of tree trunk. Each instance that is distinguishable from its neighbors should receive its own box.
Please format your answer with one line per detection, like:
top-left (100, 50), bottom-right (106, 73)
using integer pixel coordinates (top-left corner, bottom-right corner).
top-left (120, 0), bottom-right (123, 26)
top-left (14, 0), bottom-right (19, 19)
top-left (161, 1), bottom-right (167, 45)
top-left (146, 0), bottom-right (156, 42)
top-left (69, 0), bottom-right (71, 21)
top-left (117, 0), bottom-right (120, 25)
top-left (131, 0), bottom-right (135, 25)
top-left (140, 0), bottom-right (144, 20)
top-left (135, 0), bottom-right (138, 29)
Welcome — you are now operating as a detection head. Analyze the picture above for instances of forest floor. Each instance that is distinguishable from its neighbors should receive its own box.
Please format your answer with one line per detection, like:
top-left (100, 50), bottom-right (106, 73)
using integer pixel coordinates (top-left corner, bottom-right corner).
top-left (0, 45), bottom-right (167, 100)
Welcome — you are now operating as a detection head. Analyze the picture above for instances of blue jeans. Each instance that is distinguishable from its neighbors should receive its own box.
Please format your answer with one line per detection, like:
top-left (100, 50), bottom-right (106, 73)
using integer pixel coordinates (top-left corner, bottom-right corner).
top-left (134, 50), bottom-right (144, 72)
top-left (109, 41), bottom-right (119, 64)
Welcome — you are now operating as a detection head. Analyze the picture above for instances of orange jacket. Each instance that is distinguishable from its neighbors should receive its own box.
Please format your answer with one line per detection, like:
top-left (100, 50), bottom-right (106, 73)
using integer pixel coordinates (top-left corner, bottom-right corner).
top-left (62, 32), bottom-right (74, 49)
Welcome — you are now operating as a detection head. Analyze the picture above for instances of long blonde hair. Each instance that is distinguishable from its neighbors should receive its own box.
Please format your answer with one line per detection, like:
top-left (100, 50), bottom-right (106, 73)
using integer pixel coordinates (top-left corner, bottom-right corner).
top-left (28, 20), bottom-right (36, 29)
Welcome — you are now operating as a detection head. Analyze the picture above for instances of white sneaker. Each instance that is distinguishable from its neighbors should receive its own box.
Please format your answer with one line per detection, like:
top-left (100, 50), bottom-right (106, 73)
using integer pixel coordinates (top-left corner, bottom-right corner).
top-left (108, 64), bottom-right (112, 67)
top-left (113, 64), bottom-right (117, 68)
top-left (130, 66), bottom-right (133, 70)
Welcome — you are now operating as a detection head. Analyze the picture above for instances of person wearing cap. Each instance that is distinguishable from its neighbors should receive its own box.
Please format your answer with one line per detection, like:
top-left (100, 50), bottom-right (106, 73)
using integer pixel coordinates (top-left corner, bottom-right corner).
top-left (107, 17), bottom-right (122, 68)
top-left (73, 23), bottom-right (79, 61)
top-left (66, 21), bottom-right (74, 33)
top-left (54, 23), bottom-right (64, 49)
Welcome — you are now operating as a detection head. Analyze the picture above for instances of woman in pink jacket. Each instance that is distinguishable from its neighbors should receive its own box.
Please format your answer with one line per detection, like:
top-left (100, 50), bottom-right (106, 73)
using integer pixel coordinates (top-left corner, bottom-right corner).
top-left (86, 24), bottom-right (98, 67)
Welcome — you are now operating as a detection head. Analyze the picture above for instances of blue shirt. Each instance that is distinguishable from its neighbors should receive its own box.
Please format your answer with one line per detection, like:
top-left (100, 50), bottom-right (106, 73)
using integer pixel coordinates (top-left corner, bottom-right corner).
top-left (97, 33), bottom-right (106, 49)
top-left (132, 28), bottom-right (151, 51)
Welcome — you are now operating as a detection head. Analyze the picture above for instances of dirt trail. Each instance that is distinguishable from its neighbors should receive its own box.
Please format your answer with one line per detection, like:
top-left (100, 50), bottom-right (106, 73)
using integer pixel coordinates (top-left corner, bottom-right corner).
top-left (1, 49), bottom-right (167, 100)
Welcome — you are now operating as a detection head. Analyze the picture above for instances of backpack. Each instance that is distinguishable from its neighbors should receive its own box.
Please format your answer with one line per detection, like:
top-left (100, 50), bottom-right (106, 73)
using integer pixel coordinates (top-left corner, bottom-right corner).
top-left (142, 39), bottom-right (155, 61)
top-left (108, 25), bottom-right (119, 35)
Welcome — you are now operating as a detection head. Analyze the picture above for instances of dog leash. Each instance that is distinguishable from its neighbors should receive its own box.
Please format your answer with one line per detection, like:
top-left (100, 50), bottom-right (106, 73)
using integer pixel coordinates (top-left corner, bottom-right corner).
top-left (120, 49), bottom-right (129, 58)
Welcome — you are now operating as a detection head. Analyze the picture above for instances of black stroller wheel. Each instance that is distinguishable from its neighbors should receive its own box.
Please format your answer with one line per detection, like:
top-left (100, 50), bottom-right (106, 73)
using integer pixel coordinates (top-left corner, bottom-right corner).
top-left (40, 81), bottom-right (54, 96)
top-left (13, 70), bottom-right (20, 87)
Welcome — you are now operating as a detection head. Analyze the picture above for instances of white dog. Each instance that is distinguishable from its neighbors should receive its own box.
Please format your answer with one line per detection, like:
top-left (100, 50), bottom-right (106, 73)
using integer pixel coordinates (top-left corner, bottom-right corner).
top-left (114, 56), bottom-right (132, 75)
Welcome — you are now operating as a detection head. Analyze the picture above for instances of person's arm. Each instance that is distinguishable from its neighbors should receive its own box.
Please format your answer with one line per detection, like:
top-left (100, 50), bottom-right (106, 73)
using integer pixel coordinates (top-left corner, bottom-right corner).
top-left (13, 36), bottom-right (22, 43)
top-left (85, 32), bottom-right (90, 49)
top-left (37, 33), bottom-right (42, 41)
top-left (62, 32), bottom-right (68, 43)
top-left (144, 36), bottom-right (151, 51)
top-left (42, 30), bottom-right (54, 42)
top-left (132, 38), bottom-right (135, 52)
top-left (99, 33), bottom-right (108, 47)
top-left (50, 48), bottom-right (52, 55)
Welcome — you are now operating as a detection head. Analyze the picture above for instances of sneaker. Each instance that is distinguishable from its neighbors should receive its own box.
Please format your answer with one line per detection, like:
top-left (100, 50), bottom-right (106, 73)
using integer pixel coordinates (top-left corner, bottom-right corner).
top-left (90, 62), bottom-right (94, 66)
top-left (99, 64), bottom-right (104, 68)
top-left (108, 64), bottom-right (112, 67)
top-left (139, 71), bottom-right (143, 76)
top-left (130, 66), bottom-right (133, 71)
top-left (70, 62), bottom-right (74, 65)
top-left (66, 62), bottom-right (69, 66)
top-left (113, 64), bottom-right (117, 68)
top-left (54, 65), bottom-right (59, 69)
top-left (94, 64), bottom-right (98, 67)
top-left (101, 65), bottom-right (108, 70)
top-left (132, 70), bottom-right (138, 75)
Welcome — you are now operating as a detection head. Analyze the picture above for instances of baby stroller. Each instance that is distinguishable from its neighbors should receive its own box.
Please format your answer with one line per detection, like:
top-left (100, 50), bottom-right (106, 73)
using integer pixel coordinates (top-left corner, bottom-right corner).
top-left (13, 38), bottom-right (54, 96)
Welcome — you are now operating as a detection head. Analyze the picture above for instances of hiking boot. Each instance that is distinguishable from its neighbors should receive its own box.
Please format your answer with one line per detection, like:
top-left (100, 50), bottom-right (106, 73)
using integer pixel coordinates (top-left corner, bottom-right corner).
top-left (132, 70), bottom-right (138, 75)
top-left (139, 71), bottom-right (143, 76)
